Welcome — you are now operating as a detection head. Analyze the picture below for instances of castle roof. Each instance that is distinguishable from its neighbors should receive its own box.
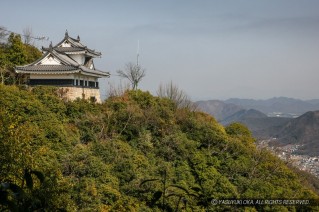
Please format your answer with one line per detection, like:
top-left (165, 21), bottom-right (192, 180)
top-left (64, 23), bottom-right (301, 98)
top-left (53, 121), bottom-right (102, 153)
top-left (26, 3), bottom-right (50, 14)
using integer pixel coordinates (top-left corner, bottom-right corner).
top-left (46, 31), bottom-right (102, 57)
top-left (15, 31), bottom-right (109, 78)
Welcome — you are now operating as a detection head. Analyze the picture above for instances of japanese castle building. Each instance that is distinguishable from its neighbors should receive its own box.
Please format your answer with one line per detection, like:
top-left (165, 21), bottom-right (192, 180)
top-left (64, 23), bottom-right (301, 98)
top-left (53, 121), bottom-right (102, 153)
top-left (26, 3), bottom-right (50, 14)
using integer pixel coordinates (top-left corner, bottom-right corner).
top-left (15, 31), bottom-right (110, 103)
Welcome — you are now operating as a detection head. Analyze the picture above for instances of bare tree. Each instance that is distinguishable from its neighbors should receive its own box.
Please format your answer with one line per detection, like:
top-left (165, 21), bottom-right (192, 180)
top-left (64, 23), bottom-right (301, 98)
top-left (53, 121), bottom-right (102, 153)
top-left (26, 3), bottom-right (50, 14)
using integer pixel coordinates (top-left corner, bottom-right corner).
top-left (0, 34), bottom-right (9, 84)
top-left (157, 81), bottom-right (197, 110)
top-left (107, 81), bottom-right (130, 98)
top-left (0, 26), bottom-right (9, 43)
top-left (23, 27), bottom-right (33, 45)
top-left (116, 62), bottom-right (146, 90)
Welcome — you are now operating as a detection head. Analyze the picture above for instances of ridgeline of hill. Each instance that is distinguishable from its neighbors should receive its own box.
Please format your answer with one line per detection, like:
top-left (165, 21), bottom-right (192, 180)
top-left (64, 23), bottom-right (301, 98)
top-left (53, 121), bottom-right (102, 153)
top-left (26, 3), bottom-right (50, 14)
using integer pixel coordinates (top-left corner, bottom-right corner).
top-left (1, 85), bottom-right (319, 211)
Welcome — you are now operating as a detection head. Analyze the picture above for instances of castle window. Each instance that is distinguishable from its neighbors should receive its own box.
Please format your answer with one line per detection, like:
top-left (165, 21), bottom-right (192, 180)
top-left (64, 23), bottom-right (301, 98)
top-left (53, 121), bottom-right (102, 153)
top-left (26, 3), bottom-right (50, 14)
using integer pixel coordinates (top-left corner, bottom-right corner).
top-left (89, 81), bottom-right (95, 87)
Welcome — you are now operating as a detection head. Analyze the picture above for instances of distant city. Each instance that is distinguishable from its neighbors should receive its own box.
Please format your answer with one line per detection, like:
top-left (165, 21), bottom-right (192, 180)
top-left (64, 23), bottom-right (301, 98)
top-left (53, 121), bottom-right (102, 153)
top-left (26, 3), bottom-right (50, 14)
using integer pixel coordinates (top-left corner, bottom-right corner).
top-left (267, 112), bottom-right (299, 118)
top-left (258, 139), bottom-right (319, 178)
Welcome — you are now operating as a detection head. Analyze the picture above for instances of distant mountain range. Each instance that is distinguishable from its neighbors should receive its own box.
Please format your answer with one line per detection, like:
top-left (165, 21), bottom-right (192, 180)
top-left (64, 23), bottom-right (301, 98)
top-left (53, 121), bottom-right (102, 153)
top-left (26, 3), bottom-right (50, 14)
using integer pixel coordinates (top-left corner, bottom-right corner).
top-left (220, 109), bottom-right (291, 138)
top-left (196, 97), bottom-right (319, 156)
top-left (195, 100), bottom-right (242, 121)
top-left (225, 97), bottom-right (319, 117)
top-left (197, 97), bottom-right (319, 119)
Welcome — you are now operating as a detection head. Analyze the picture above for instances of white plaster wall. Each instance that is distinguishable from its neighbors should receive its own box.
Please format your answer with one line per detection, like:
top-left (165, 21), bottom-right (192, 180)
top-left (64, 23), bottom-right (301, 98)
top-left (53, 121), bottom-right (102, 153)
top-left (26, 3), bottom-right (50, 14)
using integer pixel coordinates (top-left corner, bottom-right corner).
top-left (38, 55), bottom-right (61, 65)
top-left (61, 41), bottom-right (71, 47)
top-left (30, 74), bottom-right (75, 79)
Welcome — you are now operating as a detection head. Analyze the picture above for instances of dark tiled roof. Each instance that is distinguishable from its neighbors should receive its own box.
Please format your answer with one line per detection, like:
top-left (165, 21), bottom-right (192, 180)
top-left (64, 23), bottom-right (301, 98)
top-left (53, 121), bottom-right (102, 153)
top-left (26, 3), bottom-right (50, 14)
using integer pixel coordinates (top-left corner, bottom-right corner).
top-left (86, 48), bottom-right (101, 57)
top-left (16, 65), bottom-right (78, 72)
top-left (44, 47), bottom-right (85, 52)
top-left (16, 64), bottom-right (110, 77)
top-left (42, 46), bottom-right (101, 57)
top-left (53, 33), bottom-right (101, 56)
top-left (79, 65), bottom-right (110, 77)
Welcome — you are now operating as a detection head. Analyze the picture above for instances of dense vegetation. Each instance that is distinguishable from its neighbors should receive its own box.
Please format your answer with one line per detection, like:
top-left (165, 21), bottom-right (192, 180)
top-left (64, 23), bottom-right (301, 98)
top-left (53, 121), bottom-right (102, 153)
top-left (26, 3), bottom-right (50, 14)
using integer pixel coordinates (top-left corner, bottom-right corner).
top-left (1, 85), bottom-right (319, 211)
top-left (0, 32), bottom-right (42, 85)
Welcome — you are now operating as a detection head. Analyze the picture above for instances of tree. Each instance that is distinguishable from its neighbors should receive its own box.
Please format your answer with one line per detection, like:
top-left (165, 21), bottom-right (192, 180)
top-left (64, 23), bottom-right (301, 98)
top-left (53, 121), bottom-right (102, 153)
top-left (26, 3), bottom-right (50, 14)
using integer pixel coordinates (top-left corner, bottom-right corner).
top-left (0, 46), bottom-right (10, 84)
top-left (5, 33), bottom-right (28, 84)
top-left (7, 33), bottom-right (27, 66)
top-left (117, 62), bottom-right (146, 90)
top-left (0, 26), bottom-right (9, 43)
top-left (157, 81), bottom-right (196, 110)
top-left (0, 32), bottom-right (42, 85)
top-left (225, 122), bottom-right (252, 138)
top-left (23, 27), bottom-right (33, 45)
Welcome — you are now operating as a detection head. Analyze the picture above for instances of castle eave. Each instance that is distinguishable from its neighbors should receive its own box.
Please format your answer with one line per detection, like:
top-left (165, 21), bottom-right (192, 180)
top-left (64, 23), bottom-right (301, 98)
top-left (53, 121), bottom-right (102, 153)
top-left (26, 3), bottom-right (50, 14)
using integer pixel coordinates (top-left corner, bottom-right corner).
top-left (15, 65), bottom-right (79, 73)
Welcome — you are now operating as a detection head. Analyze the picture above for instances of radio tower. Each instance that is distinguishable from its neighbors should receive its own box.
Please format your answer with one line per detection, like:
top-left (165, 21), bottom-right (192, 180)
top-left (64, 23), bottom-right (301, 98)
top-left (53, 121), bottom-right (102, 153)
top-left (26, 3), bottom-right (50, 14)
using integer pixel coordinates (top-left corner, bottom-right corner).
top-left (137, 40), bottom-right (140, 66)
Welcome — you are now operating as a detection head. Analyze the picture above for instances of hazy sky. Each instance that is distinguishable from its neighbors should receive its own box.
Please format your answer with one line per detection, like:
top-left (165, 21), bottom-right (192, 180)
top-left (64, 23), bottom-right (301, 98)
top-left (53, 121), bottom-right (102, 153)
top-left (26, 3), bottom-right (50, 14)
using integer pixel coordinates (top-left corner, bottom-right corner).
top-left (1, 0), bottom-right (319, 100)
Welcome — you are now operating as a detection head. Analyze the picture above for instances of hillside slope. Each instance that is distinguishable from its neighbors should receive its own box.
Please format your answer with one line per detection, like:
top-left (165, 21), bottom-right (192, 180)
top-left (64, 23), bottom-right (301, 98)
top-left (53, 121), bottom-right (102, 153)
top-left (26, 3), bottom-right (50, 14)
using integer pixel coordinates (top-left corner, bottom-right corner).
top-left (0, 85), bottom-right (318, 211)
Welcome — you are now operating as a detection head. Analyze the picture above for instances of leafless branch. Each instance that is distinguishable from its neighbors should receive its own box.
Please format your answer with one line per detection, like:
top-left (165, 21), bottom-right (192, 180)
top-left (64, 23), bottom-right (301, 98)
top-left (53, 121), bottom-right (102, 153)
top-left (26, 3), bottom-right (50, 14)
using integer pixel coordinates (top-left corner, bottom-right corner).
top-left (23, 27), bottom-right (33, 45)
top-left (116, 62), bottom-right (146, 90)
top-left (157, 81), bottom-right (197, 111)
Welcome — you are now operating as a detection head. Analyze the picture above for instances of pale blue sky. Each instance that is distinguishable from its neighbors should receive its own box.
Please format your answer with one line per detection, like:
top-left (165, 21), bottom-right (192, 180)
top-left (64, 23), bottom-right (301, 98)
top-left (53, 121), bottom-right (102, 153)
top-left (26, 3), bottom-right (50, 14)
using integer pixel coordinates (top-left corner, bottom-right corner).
top-left (1, 0), bottom-right (319, 100)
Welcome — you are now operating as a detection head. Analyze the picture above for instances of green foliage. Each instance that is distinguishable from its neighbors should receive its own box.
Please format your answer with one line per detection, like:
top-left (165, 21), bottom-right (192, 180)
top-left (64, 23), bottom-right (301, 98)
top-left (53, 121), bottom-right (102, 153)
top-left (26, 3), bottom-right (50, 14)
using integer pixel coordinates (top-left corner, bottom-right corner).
top-left (0, 33), bottom-right (42, 85)
top-left (0, 86), bottom-right (318, 211)
top-left (226, 122), bottom-right (252, 137)
top-left (7, 33), bottom-right (27, 66)
top-left (226, 122), bottom-right (256, 146)
top-left (24, 44), bottom-right (42, 63)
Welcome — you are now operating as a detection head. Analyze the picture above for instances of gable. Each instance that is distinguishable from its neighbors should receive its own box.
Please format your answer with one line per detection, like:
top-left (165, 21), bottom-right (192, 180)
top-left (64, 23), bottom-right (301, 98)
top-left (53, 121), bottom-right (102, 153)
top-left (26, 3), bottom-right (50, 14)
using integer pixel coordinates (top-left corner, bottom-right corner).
top-left (37, 54), bottom-right (62, 65)
top-left (60, 40), bottom-right (72, 47)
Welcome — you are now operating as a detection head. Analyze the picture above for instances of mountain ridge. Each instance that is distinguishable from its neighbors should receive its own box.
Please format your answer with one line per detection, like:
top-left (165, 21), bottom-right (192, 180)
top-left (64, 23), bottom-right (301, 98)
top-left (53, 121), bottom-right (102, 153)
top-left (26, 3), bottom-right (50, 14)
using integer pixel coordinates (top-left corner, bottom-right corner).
top-left (195, 99), bottom-right (242, 121)
top-left (196, 97), bottom-right (319, 119)
top-left (224, 97), bottom-right (319, 115)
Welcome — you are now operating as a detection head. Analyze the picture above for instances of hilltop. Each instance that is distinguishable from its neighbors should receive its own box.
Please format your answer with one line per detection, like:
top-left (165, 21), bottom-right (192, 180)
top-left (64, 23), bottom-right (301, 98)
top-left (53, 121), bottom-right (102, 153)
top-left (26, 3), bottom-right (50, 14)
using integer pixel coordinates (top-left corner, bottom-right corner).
top-left (0, 85), bottom-right (319, 211)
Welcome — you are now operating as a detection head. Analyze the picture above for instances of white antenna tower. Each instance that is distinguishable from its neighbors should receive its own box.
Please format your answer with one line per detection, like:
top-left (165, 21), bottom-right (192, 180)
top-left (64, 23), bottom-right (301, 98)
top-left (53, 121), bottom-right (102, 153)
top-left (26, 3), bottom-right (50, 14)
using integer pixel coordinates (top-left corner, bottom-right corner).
top-left (137, 40), bottom-right (140, 66)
